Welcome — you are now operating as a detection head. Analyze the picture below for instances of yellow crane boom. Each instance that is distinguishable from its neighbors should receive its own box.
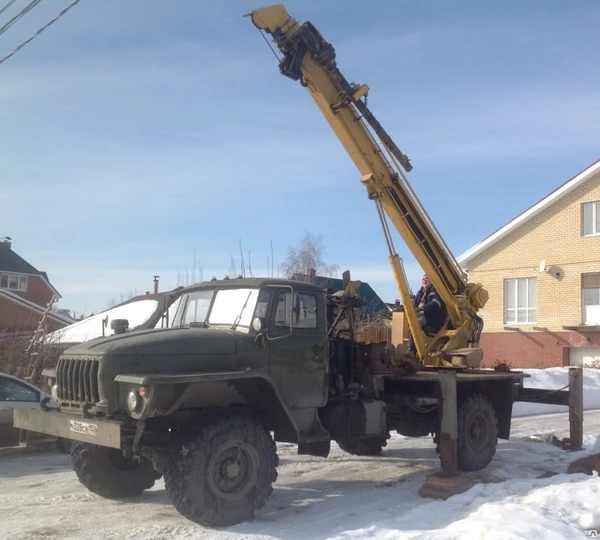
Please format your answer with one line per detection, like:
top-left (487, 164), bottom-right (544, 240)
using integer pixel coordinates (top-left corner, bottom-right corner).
top-left (248, 5), bottom-right (488, 367)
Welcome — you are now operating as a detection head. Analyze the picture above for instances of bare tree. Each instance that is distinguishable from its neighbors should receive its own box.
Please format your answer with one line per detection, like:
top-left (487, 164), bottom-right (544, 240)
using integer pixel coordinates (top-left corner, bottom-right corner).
top-left (280, 233), bottom-right (339, 280)
top-left (227, 239), bottom-right (257, 279)
top-left (106, 289), bottom-right (138, 309)
top-left (228, 255), bottom-right (238, 278)
top-left (176, 246), bottom-right (205, 287)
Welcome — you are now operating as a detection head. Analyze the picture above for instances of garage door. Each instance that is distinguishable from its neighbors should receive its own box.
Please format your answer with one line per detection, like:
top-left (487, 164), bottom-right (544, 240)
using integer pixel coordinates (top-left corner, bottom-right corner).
top-left (570, 347), bottom-right (600, 368)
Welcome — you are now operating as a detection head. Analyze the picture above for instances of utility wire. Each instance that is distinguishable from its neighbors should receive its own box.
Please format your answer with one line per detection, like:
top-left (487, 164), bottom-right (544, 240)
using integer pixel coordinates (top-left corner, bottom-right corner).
top-left (0, 0), bottom-right (18, 18)
top-left (0, 0), bottom-right (42, 37)
top-left (0, 0), bottom-right (82, 67)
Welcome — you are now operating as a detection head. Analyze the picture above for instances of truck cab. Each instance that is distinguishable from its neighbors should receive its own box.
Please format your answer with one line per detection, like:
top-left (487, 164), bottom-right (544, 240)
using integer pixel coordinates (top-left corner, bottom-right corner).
top-left (48, 278), bottom-right (329, 440)
top-left (171, 277), bottom-right (329, 414)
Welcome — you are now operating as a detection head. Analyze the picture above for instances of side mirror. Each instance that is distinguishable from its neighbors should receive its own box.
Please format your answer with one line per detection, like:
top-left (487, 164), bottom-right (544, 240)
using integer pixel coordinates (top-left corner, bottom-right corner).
top-left (267, 324), bottom-right (293, 341)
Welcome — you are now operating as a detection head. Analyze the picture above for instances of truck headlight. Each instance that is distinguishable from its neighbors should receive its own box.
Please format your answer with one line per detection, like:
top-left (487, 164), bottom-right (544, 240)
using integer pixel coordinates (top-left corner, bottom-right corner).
top-left (127, 390), bottom-right (142, 413)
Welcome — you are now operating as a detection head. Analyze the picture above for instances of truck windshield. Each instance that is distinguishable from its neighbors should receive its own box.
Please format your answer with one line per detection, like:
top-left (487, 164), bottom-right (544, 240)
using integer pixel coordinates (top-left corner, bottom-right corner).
top-left (181, 290), bottom-right (214, 325)
top-left (175, 288), bottom-right (261, 329)
top-left (208, 288), bottom-right (259, 328)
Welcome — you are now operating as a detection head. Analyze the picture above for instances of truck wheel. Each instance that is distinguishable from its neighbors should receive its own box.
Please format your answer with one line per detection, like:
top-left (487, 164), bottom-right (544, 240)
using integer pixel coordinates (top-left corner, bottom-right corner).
top-left (457, 393), bottom-right (498, 472)
top-left (164, 411), bottom-right (279, 526)
top-left (337, 435), bottom-right (388, 456)
top-left (72, 442), bottom-right (161, 498)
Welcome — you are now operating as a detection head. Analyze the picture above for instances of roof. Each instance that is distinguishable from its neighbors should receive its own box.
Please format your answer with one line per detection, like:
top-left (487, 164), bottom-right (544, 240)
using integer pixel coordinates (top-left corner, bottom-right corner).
top-left (0, 243), bottom-right (40, 275)
top-left (0, 243), bottom-right (61, 299)
top-left (0, 290), bottom-right (73, 325)
top-left (46, 298), bottom-right (162, 346)
top-left (113, 289), bottom-right (185, 329)
top-left (45, 287), bottom-right (184, 346)
top-left (457, 159), bottom-right (600, 267)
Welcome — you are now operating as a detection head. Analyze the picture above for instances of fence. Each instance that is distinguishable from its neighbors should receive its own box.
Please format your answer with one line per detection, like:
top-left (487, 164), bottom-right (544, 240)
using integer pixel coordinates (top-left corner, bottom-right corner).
top-left (356, 318), bottom-right (392, 344)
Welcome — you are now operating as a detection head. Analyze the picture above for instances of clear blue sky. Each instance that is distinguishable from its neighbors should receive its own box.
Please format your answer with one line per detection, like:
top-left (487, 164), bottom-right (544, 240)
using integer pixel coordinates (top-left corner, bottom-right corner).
top-left (2, 0), bottom-right (599, 315)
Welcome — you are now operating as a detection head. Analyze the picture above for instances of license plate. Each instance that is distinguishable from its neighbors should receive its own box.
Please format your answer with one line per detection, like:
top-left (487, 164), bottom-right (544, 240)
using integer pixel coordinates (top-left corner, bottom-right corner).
top-left (69, 419), bottom-right (98, 437)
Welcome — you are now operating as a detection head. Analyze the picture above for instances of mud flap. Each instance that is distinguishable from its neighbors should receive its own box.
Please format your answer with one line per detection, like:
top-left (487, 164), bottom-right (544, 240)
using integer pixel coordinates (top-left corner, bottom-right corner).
top-left (298, 439), bottom-right (330, 458)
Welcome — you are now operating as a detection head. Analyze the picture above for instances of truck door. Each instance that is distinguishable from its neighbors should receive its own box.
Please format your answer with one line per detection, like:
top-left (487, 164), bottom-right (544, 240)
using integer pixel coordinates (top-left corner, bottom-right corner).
top-left (267, 288), bottom-right (328, 411)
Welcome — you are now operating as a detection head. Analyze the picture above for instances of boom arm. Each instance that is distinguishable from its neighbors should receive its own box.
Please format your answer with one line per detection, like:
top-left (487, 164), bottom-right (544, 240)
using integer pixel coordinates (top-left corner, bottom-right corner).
top-left (249, 5), bottom-right (488, 366)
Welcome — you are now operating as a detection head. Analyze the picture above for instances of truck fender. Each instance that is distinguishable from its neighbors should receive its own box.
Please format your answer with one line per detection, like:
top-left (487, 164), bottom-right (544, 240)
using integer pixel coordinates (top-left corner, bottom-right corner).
top-left (115, 371), bottom-right (299, 443)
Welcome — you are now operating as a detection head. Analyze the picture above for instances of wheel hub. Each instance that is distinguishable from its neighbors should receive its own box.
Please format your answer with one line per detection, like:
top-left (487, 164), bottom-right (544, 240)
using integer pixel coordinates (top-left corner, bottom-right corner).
top-left (207, 439), bottom-right (259, 501)
top-left (470, 415), bottom-right (487, 450)
top-left (226, 462), bottom-right (241, 478)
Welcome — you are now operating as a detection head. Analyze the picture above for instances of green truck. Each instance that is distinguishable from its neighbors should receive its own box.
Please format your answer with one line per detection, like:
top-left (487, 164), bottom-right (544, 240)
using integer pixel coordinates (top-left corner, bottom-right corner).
top-left (16, 277), bottom-right (528, 526)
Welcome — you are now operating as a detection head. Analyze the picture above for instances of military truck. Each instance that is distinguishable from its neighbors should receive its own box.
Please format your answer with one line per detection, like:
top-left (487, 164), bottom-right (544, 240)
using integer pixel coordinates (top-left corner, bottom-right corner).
top-left (14, 4), bottom-right (579, 527)
top-left (16, 276), bottom-right (527, 526)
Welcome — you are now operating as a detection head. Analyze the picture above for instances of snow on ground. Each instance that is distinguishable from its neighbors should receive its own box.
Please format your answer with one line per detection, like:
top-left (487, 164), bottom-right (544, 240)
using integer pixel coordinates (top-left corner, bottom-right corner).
top-left (513, 367), bottom-right (600, 417)
top-left (1, 368), bottom-right (600, 540)
top-left (47, 300), bottom-right (159, 344)
top-left (2, 413), bottom-right (600, 540)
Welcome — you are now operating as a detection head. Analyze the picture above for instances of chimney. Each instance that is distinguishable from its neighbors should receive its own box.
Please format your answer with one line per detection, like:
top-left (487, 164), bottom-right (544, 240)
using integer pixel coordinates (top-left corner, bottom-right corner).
top-left (307, 268), bottom-right (316, 280)
top-left (153, 275), bottom-right (159, 294)
top-left (1, 236), bottom-right (12, 249)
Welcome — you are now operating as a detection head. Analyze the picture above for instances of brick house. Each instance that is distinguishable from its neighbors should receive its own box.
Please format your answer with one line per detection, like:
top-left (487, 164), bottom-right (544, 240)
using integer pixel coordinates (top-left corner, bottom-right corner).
top-left (0, 239), bottom-right (71, 332)
top-left (457, 160), bottom-right (600, 368)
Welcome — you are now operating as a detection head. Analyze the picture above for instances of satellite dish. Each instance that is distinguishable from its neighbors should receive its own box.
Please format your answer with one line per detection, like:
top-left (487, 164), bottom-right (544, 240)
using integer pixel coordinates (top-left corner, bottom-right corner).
top-left (539, 260), bottom-right (546, 273)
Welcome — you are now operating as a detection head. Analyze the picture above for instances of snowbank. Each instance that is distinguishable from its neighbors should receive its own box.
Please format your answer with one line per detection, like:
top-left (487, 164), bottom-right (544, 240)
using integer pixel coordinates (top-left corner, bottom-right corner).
top-left (513, 367), bottom-right (600, 417)
top-left (330, 475), bottom-right (600, 540)
top-left (47, 299), bottom-right (159, 344)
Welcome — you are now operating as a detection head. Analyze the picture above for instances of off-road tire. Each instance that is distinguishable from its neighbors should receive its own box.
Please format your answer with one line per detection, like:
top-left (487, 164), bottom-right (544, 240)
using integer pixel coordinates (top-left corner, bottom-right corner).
top-left (163, 411), bottom-right (279, 527)
top-left (456, 393), bottom-right (498, 472)
top-left (71, 442), bottom-right (160, 498)
top-left (337, 435), bottom-right (389, 456)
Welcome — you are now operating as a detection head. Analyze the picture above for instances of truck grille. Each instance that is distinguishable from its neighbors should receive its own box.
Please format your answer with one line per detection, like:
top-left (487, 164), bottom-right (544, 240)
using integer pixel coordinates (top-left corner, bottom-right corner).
top-left (57, 357), bottom-right (100, 404)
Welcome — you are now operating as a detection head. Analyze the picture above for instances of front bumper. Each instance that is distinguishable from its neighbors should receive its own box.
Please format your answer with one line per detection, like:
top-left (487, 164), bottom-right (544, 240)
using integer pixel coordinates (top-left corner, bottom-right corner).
top-left (14, 409), bottom-right (121, 449)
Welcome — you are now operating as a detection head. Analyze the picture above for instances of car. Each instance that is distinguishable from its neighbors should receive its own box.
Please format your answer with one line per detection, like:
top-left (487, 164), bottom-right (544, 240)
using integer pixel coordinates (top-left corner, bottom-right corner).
top-left (0, 372), bottom-right (69, 451)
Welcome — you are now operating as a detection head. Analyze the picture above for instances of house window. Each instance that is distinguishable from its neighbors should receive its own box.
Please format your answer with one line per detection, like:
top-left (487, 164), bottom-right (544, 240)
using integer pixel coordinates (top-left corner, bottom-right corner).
top-left (0, 273), bottom-right (28, 292)
top-left (582, 273), bottom-right (600, 325)
top-left (582, 201), bottom-right (600, 236)
top-left (504, 277), bottom-right (537, 324)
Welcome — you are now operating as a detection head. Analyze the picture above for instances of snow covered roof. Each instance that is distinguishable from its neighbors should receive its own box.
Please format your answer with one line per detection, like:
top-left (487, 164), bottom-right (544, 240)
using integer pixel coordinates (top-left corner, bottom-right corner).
top-left (45, 288), bottom-right (184, 345)
top-left (46, 299), bottom-right (160, 344)
top-left (458, 159), bottom-right (600, 268)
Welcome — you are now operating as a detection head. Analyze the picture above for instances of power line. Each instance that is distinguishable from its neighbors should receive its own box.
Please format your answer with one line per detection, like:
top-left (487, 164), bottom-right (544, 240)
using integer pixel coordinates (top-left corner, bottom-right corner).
top-left (0, 0), bottom-right (42, 37)
top-left (0, 0), bottom-right (82, 67)
top-left (0, 0), bottom-right (18, 17)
